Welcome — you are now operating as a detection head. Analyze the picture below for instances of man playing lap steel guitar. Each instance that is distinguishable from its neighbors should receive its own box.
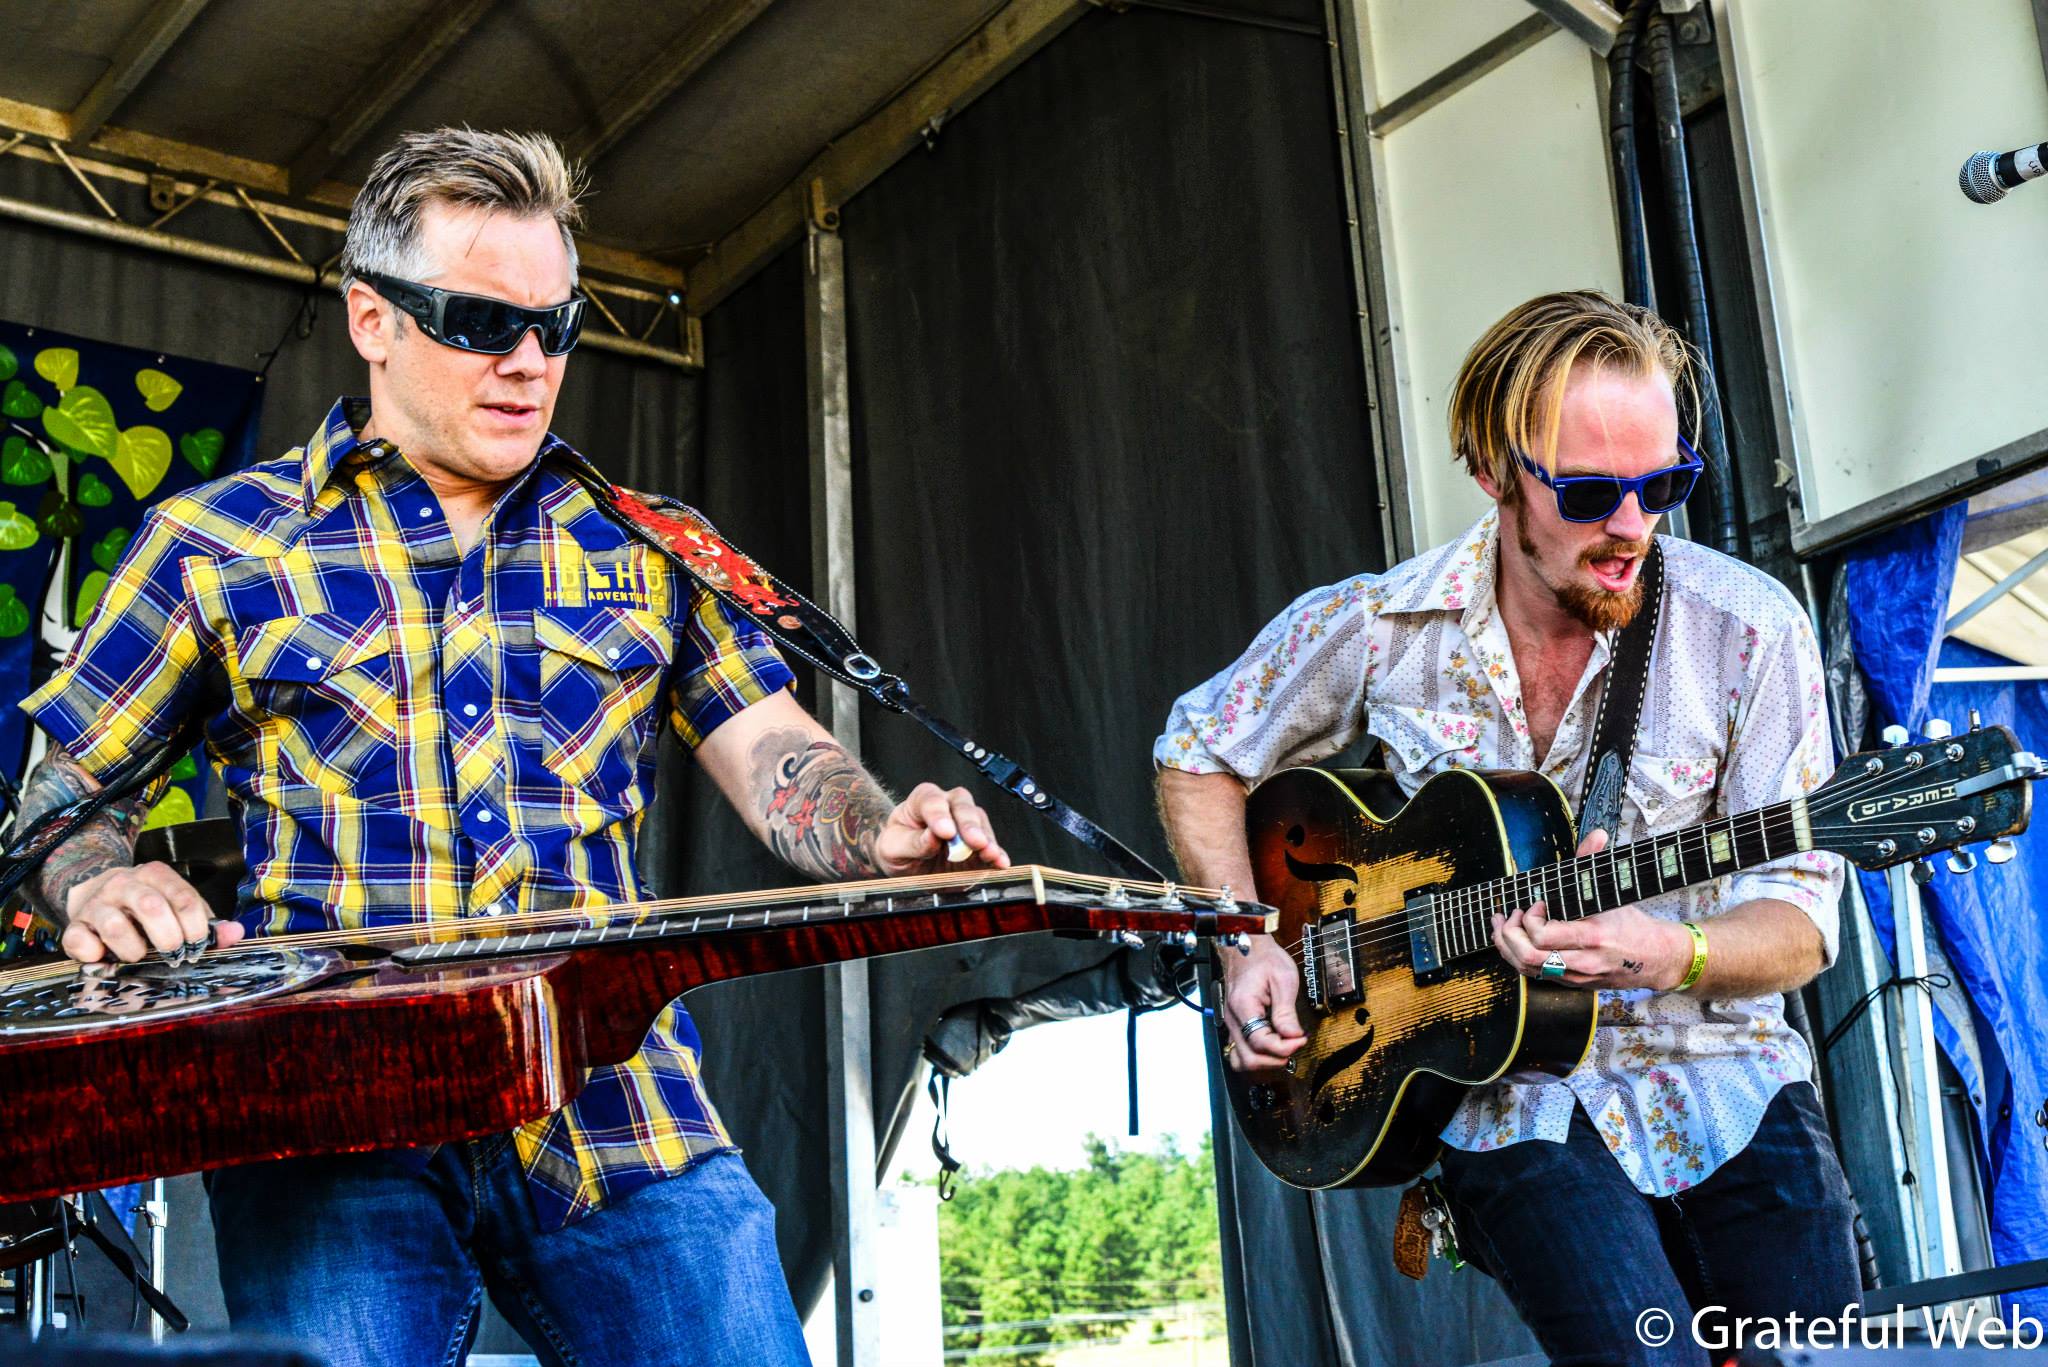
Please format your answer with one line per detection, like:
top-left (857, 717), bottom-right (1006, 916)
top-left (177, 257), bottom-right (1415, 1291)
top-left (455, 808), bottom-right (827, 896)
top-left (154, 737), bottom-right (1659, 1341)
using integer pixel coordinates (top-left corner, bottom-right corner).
top-left (14, 128), bottom-right (1007, 1366)
top-left (1155, 292), bottom-right (1859, 1364)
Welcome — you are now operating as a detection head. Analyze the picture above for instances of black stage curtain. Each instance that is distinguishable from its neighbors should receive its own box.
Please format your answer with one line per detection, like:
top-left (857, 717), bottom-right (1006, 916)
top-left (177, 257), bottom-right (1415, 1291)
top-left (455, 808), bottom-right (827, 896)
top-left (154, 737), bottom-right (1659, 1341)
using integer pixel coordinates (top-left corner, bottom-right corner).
top-left (828, 8), bottom-right (1532, 1365)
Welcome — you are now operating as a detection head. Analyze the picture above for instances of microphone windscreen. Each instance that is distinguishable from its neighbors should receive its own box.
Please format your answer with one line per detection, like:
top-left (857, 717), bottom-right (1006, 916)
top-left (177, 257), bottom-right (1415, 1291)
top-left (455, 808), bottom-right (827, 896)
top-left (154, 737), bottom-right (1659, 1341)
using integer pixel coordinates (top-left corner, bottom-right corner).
top-left (1961, 150), bottom-right (2007, 204)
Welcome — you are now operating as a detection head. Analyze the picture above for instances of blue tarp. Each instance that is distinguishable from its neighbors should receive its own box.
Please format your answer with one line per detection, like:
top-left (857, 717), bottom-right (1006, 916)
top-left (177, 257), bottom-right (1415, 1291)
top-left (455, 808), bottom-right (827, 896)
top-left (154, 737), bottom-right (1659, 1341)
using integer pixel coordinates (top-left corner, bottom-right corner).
top-left (1846, 503), bottom-right (2048, 1315)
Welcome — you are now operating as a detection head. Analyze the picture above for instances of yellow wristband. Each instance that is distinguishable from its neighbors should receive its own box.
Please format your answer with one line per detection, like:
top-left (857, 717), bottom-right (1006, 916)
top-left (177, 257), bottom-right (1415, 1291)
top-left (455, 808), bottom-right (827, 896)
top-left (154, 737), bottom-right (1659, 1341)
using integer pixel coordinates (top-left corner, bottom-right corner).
top-left (1675, 921), bottom-right (1708, 992)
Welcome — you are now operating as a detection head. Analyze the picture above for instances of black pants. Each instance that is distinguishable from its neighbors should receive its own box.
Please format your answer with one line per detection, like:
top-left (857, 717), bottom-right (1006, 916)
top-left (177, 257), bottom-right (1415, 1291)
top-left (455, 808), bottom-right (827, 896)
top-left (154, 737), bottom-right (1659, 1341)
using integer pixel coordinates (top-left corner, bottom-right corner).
top-left (1436, 1083), bottom-right (1860, 1367)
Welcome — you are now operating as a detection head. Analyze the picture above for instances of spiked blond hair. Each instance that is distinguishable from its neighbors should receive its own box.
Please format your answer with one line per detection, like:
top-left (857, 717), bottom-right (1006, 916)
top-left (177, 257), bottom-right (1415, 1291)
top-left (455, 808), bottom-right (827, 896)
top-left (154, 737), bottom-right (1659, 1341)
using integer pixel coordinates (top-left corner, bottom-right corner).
top-left (339, 127), bottom-right (586, 295)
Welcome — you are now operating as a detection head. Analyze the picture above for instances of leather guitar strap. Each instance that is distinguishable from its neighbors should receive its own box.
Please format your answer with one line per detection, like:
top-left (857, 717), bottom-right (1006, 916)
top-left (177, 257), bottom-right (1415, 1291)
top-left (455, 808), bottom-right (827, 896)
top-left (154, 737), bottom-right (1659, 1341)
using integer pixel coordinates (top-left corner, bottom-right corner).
top-left (578, 477), bottom-right (1167, 884)
top-left (1577, 541), bottom-right (1665, 841)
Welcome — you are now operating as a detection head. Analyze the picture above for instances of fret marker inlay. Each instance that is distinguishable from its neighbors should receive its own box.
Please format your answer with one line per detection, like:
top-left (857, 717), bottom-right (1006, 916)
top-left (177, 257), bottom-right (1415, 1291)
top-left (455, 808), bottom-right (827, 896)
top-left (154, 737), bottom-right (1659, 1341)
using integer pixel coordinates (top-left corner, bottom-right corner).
top-left (1709, 831), bottom-right (1733, 865)
top-left (1658, 845), bottom-right (1679, 880)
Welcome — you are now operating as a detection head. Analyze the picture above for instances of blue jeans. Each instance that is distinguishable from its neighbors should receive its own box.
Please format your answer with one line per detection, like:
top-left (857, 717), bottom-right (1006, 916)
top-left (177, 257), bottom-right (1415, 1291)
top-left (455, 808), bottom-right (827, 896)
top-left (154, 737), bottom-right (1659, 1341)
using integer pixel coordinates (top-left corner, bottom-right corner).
top-left (1435, 1082), bottom-right (1860, 1367)
top-left (206, 1141), bottom-right (810, 1367)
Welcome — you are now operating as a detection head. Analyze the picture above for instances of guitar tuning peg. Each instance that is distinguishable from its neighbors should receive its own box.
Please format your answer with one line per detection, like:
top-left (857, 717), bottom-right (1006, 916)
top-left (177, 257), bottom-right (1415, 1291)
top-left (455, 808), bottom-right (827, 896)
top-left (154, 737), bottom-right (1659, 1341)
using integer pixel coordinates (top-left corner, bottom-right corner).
top-left (1911, 860), bottom-right (1937, 885)
top-left (1924, 718), bottom-right (1953, 740)
top-left (1987, 838), bottom-right (2019, 865)
top-left (1946, 849), bottom-right (1978, 875)
top-left (1883, 724), bottom-right (1911, 746)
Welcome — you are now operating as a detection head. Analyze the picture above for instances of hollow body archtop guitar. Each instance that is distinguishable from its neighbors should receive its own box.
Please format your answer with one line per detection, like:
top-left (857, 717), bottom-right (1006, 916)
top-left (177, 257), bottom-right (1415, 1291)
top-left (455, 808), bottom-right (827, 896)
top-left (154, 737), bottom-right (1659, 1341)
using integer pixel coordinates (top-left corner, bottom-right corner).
top-left (1223, 723), bottom-right (2037, 1190)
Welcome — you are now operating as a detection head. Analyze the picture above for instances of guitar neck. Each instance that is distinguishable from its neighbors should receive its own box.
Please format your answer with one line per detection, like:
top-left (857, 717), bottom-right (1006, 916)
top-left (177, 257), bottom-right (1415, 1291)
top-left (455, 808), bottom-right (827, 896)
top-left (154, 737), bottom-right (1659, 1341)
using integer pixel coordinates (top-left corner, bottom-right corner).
top-left (1443, 797), bottom-right (1812, 942)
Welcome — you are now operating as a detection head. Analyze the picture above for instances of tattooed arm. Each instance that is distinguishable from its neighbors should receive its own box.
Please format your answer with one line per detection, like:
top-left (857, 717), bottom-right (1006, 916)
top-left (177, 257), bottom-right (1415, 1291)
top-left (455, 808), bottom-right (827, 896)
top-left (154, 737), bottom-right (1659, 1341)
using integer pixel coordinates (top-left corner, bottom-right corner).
top-left (14, 745), bottom-right (242, 963)
top-left (693, 692), bottom-right (1009, 880)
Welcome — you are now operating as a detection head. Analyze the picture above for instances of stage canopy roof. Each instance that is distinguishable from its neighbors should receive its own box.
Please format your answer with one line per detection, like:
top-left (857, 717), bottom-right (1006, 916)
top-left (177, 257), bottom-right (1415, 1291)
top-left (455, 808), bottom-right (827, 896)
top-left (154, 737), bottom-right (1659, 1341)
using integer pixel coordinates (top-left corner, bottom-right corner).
top-left (0, 0), bottom-right (1108, 361)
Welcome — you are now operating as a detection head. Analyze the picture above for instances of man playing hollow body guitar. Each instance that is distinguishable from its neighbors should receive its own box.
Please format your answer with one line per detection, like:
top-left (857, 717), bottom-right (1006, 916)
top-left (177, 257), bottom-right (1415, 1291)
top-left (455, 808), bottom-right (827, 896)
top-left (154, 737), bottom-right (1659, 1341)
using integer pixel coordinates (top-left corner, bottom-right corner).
top-left (1156, 293), bottom-right (1859, 1364)
top-left (15, 128), bottom-right (1008, 1366)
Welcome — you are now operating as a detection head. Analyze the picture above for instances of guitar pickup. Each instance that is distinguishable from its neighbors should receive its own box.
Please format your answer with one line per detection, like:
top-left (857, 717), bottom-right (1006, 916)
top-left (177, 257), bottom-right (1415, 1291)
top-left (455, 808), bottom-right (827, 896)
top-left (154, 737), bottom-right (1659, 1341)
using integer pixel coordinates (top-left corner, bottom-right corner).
top-left (1407, 896), bottom-right (1446, 984)
top-left (1306, 910), bottom-right (1361, 1011)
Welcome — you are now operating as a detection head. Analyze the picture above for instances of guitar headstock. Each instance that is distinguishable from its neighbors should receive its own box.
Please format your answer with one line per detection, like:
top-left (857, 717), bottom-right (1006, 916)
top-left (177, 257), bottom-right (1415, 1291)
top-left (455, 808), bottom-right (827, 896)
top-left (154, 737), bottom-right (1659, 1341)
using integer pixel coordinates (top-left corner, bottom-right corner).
top-left (1038, 875), bottom-right (1276, 946)
top-left (1809, 722), bottom-right (2037, 870)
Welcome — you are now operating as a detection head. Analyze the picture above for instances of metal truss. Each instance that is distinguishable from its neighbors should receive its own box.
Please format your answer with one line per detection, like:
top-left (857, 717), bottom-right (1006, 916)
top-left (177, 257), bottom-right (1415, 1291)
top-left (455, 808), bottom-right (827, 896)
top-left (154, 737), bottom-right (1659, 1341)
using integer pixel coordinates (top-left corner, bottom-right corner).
top-left (0, 131), bottom-right (702, 369)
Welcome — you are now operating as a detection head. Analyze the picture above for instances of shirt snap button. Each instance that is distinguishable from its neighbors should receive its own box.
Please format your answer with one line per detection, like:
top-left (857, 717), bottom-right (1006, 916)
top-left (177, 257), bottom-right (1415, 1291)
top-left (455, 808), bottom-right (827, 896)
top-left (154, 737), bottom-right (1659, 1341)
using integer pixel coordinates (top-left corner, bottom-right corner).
top-left (463, 703), bottom-right (478, 717)
top-left (605, 647), bottom-right (620, 661)
top-left (477, 809), bottom-right (494, 824)
top-left (304, 656), bottom-right (323, 670)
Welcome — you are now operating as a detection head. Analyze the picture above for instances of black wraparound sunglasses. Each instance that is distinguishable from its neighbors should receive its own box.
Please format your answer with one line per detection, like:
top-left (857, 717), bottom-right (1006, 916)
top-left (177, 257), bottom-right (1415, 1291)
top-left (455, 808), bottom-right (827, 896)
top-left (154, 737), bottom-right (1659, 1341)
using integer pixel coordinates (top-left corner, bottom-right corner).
top-left (358, 272), bottom-right (586, 356)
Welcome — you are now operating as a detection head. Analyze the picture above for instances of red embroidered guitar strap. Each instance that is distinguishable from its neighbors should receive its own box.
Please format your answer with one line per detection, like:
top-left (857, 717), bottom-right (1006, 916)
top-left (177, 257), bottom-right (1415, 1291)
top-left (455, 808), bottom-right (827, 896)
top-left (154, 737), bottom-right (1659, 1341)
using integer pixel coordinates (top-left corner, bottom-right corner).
top-left (583, 477), bottom-right (1167, 885)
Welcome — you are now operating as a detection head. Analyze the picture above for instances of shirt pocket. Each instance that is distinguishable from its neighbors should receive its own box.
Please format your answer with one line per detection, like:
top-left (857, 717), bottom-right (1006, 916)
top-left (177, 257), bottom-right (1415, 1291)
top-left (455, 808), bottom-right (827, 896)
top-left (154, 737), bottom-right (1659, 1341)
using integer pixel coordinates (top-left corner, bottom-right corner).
top-left (1625, 752), bottom-right (1720, 833)
top-left (236, 612), bottom-right (398, 773)
top-left (1367, 704), bottom-right (1486, 780)
top-left (532, 605), bottom-right (675, 797)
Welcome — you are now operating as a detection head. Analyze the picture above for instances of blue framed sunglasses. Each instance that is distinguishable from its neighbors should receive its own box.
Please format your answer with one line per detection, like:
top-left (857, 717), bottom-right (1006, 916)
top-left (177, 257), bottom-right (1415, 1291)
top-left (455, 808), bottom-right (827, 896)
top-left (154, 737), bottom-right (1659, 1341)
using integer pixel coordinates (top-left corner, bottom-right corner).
top-left (1515, 435), bottom-right (1703, 523)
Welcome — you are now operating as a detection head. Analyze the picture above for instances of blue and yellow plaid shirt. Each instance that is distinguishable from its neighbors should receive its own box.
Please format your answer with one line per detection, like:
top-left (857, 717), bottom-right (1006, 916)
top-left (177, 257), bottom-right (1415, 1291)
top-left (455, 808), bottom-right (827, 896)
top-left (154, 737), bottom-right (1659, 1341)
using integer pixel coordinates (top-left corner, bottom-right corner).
top-left (24, 398), bottom-right (795, 1229)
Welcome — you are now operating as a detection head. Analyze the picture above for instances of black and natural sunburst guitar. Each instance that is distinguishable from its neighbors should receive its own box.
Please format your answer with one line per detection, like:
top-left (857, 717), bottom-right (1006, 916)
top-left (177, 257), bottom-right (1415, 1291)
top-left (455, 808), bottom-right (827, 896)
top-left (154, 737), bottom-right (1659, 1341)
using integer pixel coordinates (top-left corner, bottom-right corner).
top-left (1223, 722), bottom-right (2040, 1190)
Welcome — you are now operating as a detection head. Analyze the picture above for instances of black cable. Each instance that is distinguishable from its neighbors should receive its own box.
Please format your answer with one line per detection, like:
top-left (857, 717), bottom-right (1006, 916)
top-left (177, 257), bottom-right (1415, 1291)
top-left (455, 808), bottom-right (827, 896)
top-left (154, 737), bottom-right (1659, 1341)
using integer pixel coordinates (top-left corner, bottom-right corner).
top-left (55, 1198), bottom-right (81, 1330)
top-left (1606, 0), bottom-right (1653, 307)
top-left (1645, 11), bottom-right (1742, 558)
top-left (255, 282), bottom-right (323, 382)
top-left (1819, 970), bottom-right (1953, 1202)
top-left (1820, 972), bottom-right (1952, 1056)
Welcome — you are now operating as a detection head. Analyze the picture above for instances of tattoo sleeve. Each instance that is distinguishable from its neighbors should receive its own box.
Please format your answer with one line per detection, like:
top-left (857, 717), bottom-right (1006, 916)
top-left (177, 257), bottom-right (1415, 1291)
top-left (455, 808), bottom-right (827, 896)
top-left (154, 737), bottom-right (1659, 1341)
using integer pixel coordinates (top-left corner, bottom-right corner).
top-left (13, 746), bottom-right (147, 925)
top-left (747, 727), bottom-right (894, 881)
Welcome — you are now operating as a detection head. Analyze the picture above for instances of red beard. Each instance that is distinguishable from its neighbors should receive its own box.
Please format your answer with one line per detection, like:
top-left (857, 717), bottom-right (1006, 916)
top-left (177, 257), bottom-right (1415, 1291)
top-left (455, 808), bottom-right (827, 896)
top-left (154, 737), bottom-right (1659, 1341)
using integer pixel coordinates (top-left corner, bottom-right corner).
top-left (1517, 517), bottom-right (1649, 633)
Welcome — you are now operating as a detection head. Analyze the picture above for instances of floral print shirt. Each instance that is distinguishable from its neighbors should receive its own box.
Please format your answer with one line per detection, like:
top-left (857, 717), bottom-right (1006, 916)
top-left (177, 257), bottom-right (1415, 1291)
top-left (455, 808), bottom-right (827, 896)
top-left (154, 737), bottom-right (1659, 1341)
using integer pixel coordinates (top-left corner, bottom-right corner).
top-left (1154, 511), bottom-right (1842, 1194)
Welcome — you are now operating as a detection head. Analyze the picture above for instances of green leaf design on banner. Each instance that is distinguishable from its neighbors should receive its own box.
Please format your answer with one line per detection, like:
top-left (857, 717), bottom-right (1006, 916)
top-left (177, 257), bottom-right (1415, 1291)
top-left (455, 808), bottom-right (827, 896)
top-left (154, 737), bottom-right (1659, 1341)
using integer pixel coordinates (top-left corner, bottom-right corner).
top-left (0, 501), bottom-right (37, 549)
top-left (0, 585), bottom-right (26, 638)
top-left (2, 435), bottom-right (51, 485)
top-left (136, 368), bottom-right (183, 412)
top-left (35, 490), bottom-right (81, 539)
top-left (73, 569), bottom-right (108, 626)
top-left (168, 753), bottom-right (198, 781)
top-left (110, 425), bottom-right (172, 498)
top-left (33, 348), bottom-right (78, 392)
top-left (91, 525), bottom-right (131, 571)
top-left (0, 345), bottom-right (15, 381)
top-left (2, 379), bottom-right (42, 419)
top-left (76, 471), bottom-right (113, 507)
top-left (42, 386), bottom-right (117, 459)
top-left (141, 786), bottom-right (196, 832)
top-left (179, 427), bottom-right (225, 476)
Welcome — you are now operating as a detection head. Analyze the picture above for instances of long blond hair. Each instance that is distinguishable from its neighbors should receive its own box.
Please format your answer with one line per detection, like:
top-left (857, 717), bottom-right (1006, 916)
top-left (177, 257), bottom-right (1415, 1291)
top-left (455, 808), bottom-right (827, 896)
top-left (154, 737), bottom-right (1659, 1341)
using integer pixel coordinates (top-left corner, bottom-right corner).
top-left (1448, 290), bottom-right (1697, 500)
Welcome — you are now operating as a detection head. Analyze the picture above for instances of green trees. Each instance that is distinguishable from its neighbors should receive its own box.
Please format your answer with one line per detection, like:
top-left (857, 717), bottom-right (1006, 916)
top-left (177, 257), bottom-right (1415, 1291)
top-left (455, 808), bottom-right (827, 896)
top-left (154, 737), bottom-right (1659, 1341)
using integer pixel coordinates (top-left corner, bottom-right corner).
top-left (939, 1133), bottom-right (1223, 1364)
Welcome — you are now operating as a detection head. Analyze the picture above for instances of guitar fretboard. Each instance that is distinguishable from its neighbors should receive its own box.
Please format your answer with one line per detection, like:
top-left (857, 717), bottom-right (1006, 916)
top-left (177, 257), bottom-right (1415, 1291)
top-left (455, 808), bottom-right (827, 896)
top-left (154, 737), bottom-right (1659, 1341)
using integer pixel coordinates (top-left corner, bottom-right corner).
top-left (1427, 799), bottom-right (1809, 964)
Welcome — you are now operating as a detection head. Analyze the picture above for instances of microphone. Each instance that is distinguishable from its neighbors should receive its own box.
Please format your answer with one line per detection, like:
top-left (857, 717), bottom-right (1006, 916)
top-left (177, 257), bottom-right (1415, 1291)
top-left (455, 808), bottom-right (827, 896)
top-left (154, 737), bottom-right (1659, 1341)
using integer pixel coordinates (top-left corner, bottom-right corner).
top-left (1960, 142), bottom-right (2048, 203)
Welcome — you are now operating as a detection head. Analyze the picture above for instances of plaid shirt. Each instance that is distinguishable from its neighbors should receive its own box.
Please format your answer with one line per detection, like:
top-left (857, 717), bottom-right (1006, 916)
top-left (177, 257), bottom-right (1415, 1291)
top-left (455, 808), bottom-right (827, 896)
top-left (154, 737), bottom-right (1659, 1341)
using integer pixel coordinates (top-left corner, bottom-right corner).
top-left (24, 398), bottom-right (795, 1229)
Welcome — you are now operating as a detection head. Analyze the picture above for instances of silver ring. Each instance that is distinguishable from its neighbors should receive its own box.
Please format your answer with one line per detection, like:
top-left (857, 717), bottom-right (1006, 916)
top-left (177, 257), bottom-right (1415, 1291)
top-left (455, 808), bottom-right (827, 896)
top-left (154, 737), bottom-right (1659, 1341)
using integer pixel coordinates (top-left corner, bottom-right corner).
top-left (1240, 1015), bottom-right (1273, 1041)
top-left (1540, 951), bottom-right (1568, 980)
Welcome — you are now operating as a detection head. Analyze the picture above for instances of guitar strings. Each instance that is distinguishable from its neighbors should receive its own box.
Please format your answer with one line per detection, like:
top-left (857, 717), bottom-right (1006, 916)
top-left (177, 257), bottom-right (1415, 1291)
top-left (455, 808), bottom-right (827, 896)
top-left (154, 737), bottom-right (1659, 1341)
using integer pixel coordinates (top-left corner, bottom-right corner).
top-left (0, 866), bottom-right (1226, 991)
top-left (1314, 796), bottom-right (1943, 963)
top-left (1278, 753), bottom-right (1983, 964)
top-left (1287, 801), bottom-right (1808, 962)
top-left (1287, 748), bottom-right (1965, 959)
top-left (1276, 799), bottom-right (1804, 958)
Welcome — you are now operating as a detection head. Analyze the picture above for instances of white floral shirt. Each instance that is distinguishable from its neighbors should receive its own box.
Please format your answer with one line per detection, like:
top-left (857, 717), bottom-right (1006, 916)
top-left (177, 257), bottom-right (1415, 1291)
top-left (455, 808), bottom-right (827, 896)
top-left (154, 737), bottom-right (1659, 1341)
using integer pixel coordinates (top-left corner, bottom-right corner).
top-left (1156, 511), bottom-right (1842, 1194)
